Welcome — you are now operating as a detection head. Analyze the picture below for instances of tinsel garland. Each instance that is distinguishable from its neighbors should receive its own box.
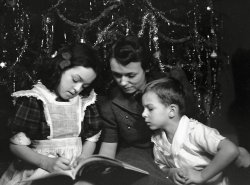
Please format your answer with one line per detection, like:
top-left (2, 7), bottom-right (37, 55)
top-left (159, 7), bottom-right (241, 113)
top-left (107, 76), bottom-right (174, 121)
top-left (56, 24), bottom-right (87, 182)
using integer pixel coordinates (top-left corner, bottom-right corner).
top-left (56, 2), bottom-right (121, 34)
top-left (144, 0), bottom-right (188, 27)
top-left (0, 0), bottom-right (224, 122)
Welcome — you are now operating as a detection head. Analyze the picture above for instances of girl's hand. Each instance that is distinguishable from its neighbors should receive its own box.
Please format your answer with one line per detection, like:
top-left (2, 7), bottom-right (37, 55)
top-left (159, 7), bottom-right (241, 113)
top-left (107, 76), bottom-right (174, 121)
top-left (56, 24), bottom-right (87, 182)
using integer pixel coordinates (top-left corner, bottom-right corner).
top-left (184, 168), bottom-right (204, 185)
top-left (168, 168), bottom-right (187, 185)
top-left (44, 156), bottom-right (71, 173)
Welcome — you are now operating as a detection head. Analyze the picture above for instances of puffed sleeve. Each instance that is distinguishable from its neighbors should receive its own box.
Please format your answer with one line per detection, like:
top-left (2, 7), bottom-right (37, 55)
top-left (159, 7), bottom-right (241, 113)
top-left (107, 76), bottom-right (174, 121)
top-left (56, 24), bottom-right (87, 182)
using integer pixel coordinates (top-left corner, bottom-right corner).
top-left (8, 97), bottom-right (47, 141)
top-left (82, 103), bottom-right (102, 141)
top-left (96, 95), bottom-right (118, 143)
top-left (190, 122), bottom-right (226, 155)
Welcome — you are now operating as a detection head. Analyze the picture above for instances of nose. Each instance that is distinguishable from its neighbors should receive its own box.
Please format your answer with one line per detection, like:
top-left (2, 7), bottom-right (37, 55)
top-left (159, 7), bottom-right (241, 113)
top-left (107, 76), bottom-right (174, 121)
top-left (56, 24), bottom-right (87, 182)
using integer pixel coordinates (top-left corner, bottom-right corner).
top-left (120, 76), bottom-right (128, 86)
top-left (142, 109), bottom-right (147, 119)
top-left (73, 83), bottom-right (83, 94)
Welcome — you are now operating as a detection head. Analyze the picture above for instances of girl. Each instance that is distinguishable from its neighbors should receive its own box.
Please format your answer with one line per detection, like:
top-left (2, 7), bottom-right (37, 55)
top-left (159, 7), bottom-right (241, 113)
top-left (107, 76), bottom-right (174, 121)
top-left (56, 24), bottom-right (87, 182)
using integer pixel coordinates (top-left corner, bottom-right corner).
top-left (0, 43), bottom-right (102, 184)
top-left (141, 77), bottom-right (239, 185)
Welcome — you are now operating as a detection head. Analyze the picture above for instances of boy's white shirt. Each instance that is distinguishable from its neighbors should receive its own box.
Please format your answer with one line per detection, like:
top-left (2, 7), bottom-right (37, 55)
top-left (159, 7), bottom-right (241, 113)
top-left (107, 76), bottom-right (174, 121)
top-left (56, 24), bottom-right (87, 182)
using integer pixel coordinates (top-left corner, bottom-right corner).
top-left (151, 115), bottom-right (228, 185)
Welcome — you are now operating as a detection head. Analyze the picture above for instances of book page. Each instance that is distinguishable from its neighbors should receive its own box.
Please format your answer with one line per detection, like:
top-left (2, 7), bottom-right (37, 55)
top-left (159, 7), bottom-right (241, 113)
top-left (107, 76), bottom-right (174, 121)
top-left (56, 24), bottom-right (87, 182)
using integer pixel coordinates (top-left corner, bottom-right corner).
top-left (21, 168), bottom-right (75, 182)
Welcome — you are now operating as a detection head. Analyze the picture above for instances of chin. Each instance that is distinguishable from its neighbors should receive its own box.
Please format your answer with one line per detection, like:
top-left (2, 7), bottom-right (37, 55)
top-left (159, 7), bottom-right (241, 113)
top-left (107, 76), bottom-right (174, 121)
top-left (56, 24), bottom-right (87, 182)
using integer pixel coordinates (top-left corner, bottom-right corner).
top-left (148, 125), bottom-right (158, 130)
top-left (123, 89), bottom-right (136, 94)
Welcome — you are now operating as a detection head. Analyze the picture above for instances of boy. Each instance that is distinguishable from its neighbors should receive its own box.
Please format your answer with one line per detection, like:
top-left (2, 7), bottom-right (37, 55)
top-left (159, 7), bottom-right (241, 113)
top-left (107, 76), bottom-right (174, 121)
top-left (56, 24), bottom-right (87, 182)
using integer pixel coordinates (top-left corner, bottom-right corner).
top-left (142, 77), bottom-right (239, 185)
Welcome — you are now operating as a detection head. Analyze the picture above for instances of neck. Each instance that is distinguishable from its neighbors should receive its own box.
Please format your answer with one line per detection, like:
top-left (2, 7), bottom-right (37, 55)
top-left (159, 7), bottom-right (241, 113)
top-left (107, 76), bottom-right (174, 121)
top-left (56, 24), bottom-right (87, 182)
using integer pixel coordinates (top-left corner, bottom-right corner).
top-left (163, 116), bottom-right (181, 143)
top-left (56, 96), bottom-right (69, 102)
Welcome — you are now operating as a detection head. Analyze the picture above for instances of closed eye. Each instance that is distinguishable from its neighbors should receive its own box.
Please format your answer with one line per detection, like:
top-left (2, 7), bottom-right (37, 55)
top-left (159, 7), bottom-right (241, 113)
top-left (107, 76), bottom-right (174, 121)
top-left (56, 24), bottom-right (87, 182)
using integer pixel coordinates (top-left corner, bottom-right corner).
top-left (72, 75), bottom-right (81, 83)
top-left (82, 84), bottom-right (90, 88)
top-left (127, 74), bottom-right (136, 78)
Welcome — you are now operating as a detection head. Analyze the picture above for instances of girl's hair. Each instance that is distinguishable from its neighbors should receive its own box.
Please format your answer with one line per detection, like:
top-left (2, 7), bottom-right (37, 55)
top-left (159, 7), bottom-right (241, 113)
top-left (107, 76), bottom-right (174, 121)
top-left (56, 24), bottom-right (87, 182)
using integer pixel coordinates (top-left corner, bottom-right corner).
top-left (143, 77), bottom-right (186, 115)
top-left (37, 43), bottom-right (101, 96)
top-left (110, 35), bottom-right (151, 70)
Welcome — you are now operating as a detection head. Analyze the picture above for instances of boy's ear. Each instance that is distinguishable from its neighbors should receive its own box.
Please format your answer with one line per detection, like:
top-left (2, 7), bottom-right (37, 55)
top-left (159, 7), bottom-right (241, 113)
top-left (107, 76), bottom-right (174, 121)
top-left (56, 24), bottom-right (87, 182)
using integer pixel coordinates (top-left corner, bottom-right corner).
top-left (169, 104), bottom-right (178, 118)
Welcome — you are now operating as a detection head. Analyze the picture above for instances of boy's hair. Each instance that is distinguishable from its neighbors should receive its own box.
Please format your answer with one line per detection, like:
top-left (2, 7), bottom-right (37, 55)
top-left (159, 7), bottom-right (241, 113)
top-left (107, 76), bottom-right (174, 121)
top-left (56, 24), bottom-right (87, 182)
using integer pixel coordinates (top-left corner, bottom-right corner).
top-left (110, 35), bottom-right (151, 70)
top-left (143, 77), bottom-right (186, 115)
top-left (37, 43), bottom-right (101, 96)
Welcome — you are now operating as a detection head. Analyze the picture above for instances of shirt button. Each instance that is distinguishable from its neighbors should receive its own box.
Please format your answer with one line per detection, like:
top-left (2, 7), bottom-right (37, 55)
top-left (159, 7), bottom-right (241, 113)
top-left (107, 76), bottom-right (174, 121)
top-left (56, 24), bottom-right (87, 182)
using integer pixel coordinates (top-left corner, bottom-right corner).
top-left (125, 116), bottom-right (129, 119)
top-left (127, 126), bottom-right (131, 129)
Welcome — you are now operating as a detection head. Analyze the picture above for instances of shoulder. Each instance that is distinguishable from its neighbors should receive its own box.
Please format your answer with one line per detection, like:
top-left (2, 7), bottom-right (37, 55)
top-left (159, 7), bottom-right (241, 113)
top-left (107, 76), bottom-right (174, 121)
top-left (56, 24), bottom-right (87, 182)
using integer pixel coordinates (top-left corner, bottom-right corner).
top-left (187, 118), bottom-right (220, 134)
top-left (147, 72), bottom-right (168, 82)
top-left (14, 96), bottom-right (43, 109)
top-left (96, 94), bottom-right (113, 115)
top-left (96, 86), bottom-right (122, 108)
top-left (186, 117), bottom-right (225, 149)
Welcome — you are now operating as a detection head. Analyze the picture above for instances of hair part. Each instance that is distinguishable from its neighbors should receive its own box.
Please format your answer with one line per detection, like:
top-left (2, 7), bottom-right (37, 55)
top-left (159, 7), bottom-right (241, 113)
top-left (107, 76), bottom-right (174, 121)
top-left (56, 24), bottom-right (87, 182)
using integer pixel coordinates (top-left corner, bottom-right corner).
top-left (143, 77), bottom-right (186, 115)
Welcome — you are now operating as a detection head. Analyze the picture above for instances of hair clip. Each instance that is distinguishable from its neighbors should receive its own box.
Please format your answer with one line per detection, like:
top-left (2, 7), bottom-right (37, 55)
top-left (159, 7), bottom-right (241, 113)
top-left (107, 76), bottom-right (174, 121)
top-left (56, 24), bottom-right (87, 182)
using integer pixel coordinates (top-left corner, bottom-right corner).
top-left (59, 59), bottom-right (71, 69)
top-left (62, 51), bottom-right (71, 60)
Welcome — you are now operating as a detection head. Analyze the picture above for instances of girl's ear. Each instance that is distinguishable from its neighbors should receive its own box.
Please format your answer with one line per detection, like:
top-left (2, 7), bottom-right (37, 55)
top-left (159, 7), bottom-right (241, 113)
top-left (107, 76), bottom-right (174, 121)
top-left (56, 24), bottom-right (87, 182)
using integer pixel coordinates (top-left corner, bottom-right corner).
top-left (168, 104), bottom-right (178, 118)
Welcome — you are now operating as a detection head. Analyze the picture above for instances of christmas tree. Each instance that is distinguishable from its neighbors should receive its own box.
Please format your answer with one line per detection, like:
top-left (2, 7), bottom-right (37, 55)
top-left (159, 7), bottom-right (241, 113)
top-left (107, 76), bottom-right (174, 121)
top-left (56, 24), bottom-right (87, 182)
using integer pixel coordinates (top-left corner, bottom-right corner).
top-left (0, 0), bottom-right (225, 123)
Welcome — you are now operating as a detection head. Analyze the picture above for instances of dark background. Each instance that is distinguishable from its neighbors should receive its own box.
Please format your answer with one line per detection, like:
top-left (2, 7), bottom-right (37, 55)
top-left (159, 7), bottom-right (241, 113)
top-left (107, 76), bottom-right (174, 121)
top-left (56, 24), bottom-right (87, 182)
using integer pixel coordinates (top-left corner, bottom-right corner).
top-left (0, 0), bottom-right (250, 182)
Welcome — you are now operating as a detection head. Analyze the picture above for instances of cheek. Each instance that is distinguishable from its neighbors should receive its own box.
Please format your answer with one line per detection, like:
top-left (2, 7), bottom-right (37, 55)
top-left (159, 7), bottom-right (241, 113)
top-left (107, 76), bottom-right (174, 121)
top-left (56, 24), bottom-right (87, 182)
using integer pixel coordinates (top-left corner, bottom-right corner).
top-left (130, 76), bottom-right (142, 85)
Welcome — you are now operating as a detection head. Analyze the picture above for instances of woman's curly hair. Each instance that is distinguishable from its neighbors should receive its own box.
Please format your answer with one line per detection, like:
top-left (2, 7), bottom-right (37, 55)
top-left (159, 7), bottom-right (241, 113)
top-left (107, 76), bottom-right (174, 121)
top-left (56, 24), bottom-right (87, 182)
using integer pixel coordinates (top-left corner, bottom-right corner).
top-left (110, 35), bottom-right (152, 70)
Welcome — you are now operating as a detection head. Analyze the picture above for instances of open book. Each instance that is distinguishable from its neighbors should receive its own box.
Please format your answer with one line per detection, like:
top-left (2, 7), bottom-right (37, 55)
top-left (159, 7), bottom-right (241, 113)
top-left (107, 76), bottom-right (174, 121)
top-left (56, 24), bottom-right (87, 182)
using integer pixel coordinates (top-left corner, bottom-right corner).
top-left (22, 155), bottom-right (149, 185)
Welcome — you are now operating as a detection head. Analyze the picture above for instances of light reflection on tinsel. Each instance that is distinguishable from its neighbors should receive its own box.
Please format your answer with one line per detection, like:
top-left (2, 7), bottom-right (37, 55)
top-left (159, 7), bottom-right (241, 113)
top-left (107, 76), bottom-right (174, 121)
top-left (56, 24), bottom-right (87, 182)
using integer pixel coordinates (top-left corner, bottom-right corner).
top-left (7, 0), bottom-right (30, 92)
top-left (41, 14), bottom-right (54, 55)
top-left (0, 62), bottom-right (7, 68)
top-left (9, 41), bottom-right (28, 71)
top-left (94, 22), bottom-right (115, 46)
top-left (145, 0), bottom-right (188, 27)
top-left (138, 11), bottom-right (165, 72)
top-left (138, 12), bottom-right (149, 38)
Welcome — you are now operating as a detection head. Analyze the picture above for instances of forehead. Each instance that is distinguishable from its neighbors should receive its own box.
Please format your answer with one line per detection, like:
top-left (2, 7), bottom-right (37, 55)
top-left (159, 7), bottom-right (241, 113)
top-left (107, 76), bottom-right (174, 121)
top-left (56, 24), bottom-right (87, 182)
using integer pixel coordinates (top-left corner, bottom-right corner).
top-left (142, 91), bottom-right (161, 104)
top-left (110, 58), bottom-right (143, 74)
top-left (67, 66), bottom-right (96, 82)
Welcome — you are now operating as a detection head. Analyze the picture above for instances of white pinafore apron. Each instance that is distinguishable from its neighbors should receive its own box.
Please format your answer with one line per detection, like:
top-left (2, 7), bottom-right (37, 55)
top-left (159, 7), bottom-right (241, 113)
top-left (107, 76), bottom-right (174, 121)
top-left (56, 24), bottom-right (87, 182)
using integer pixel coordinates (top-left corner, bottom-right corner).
top-left (0, 83), bottom-right (96, 185)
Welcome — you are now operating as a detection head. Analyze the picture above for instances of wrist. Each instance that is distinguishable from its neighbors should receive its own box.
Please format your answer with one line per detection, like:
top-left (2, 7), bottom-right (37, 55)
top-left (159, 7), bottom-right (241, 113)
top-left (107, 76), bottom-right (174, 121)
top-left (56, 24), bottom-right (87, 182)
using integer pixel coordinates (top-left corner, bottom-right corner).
top-left (39, 155), bottom-right (53, 172)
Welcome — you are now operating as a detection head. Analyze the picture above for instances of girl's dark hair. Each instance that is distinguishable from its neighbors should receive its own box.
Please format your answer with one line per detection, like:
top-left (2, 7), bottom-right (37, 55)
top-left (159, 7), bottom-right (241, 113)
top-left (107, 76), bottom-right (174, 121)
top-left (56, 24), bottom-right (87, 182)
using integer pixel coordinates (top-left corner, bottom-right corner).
top-left (143, 77), bottom-right (186, 115)
top-left (37, 43), bottom-right (101, 96)
top-left (110, 35), bottom-right (151, 70)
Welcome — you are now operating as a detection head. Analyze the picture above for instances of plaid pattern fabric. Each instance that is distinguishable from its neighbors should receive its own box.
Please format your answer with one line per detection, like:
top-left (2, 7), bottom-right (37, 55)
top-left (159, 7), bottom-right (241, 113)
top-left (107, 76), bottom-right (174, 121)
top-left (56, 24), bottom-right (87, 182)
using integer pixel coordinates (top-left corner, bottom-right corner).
top-left (8, 97), bottom-right (101, 140)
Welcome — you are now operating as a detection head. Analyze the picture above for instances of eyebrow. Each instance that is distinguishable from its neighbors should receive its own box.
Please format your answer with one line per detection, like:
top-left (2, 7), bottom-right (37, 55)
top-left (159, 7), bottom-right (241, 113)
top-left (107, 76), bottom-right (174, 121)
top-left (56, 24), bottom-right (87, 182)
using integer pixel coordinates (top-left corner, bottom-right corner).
top-left (112, 71), bottom-right (136, 75)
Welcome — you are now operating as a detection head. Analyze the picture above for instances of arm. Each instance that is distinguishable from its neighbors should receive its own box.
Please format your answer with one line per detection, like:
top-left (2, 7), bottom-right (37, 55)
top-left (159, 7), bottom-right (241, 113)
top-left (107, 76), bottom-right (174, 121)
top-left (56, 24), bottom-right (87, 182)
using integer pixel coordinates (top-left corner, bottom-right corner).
top-left (96, 95), bottom-right (119, 158)
top-left (80, 103), bottom-right (102, 158)
top-left (10, 143), bottom-right (71, 172)
top-left (186, 138), bottom-right (239, 184)
top-left (234, 146), bottom-right (250, 168)
top-left (80, 131), bottom-right (102, 158)
top-left (99, 142), bottom-right (118, 158)
top-left (81, 141), bottom-right (96, 157)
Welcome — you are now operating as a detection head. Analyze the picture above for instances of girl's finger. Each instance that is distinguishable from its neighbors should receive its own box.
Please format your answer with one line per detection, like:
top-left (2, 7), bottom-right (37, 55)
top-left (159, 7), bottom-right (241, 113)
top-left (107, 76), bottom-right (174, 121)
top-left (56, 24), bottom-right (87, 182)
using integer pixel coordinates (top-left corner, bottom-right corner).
top-left (185, 179), bottom-right (193, 185)
top-left (58, 157), bottom-right (71, 165)
top-left (57, 161), bottom-right (72, 170)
